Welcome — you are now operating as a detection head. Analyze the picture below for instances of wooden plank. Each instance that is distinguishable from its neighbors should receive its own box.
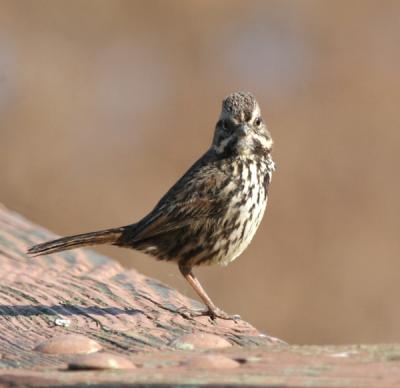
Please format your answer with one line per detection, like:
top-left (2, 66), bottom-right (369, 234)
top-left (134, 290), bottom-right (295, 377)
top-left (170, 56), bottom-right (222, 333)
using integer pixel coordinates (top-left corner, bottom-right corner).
top-left (0, 203), bottom-right (399, 387)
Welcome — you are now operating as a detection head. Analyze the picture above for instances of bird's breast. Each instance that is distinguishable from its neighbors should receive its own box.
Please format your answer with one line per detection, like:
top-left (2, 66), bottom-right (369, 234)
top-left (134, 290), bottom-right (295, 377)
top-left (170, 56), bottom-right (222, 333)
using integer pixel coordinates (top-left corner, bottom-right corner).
top-left (206, 157), bottom-right (273, 266)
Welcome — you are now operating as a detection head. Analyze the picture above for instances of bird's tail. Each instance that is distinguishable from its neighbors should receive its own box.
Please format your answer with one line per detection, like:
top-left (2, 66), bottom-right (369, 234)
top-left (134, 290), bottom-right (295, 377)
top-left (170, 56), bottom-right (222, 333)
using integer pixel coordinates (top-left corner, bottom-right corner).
top-left (27, 226), bottom-right (126, 256)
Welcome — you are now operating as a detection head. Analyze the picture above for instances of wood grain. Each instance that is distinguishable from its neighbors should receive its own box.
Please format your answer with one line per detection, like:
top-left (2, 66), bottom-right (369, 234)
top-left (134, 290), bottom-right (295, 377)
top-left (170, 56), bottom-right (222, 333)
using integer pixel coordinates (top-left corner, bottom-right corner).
top-left (0, 203), bottom-right (399, 387)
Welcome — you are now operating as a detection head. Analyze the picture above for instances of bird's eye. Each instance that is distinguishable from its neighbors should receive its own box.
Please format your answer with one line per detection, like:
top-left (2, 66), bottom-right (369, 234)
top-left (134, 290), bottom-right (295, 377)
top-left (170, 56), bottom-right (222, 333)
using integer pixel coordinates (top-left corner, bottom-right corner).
top-left (255, 117), bottom-right (262, 127)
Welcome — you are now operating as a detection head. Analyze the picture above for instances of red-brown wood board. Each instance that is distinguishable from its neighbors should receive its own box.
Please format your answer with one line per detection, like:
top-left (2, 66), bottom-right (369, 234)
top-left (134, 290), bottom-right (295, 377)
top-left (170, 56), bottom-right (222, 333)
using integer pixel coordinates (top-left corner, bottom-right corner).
top-left (0, 203), bottom-right (399, 386)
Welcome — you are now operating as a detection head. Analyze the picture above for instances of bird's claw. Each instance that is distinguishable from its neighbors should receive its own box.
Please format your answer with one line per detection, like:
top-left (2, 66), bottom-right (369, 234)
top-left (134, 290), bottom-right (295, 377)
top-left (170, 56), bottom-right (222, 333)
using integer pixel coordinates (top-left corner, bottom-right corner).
top-left (209, 307), bottom-right (241, 321)
top-left (176, 306), bottom-right (240, 322)
top-left (176, 307), bottom-right (206, 319)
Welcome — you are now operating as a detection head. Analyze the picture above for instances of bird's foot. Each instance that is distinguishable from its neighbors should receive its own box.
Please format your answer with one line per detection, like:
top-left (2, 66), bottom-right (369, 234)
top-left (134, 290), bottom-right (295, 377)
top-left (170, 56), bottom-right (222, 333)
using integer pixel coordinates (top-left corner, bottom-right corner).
top-left (176, 307), bottom-right (240, 321)
top-left (208, 307), bottom-right (241, 321)
top-left (176, 306), bottom-right (240, 321)
top-left (176, 307), bottom-right (204, 319)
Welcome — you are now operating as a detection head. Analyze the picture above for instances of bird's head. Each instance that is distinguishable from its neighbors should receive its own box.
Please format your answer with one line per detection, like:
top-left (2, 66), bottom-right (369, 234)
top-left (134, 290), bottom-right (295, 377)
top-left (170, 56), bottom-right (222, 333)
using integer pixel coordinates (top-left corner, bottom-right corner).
top-left (212, 91), bottom-right (273, 157)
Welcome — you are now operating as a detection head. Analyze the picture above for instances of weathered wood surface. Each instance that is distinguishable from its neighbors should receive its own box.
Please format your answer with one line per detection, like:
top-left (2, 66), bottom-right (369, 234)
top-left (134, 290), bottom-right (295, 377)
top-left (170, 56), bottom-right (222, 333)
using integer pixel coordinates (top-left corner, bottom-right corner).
top-left (0, 203), bottom-right (400, 387)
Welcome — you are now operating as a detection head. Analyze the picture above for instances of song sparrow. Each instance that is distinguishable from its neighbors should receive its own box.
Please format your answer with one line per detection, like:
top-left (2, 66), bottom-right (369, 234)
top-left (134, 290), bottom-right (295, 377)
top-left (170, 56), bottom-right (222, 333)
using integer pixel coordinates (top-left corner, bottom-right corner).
top-left (28, 91), bottom-right (275, 320)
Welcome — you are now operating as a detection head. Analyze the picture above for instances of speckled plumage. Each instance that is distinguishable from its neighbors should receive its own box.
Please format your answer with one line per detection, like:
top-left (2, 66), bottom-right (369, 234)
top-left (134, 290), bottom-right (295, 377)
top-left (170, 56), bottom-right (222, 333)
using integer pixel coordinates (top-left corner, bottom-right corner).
top-left (28, 91), bottom-right (275, 320)
top-left (120, 150), bottom-right (274, 268)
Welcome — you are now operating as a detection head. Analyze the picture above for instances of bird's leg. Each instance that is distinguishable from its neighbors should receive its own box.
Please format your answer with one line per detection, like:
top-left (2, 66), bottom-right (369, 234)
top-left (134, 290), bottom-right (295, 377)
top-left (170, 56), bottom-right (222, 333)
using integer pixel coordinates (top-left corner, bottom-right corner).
top-left (178, 263), bottom-right (240, 321)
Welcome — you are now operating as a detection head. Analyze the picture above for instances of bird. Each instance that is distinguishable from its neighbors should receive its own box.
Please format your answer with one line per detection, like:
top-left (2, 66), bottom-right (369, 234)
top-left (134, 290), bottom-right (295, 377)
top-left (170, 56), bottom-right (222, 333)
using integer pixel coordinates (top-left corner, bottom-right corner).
top-left (28, 91), bottom-right (275, 320)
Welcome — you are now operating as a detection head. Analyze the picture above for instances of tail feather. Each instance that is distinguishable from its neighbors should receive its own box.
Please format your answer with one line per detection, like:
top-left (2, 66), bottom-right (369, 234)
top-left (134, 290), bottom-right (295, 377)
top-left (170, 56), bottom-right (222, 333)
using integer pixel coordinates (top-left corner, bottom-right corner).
top-left (27, 227), bottom-right (126, 256)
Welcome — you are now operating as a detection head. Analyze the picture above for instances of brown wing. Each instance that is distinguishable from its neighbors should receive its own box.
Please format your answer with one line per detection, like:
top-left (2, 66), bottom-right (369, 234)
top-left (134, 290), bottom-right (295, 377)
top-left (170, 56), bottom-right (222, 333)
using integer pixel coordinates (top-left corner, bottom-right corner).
top-left (132, 197), bottom-right (224, 242)
top-left (116, 150), bottom-right (233, 259)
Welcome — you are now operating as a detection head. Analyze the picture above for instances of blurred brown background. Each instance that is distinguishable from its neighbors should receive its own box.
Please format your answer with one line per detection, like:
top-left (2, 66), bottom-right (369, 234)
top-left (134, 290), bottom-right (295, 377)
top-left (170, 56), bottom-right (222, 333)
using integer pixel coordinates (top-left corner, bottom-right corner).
top-left (1, 0), bottom-right (400, 345)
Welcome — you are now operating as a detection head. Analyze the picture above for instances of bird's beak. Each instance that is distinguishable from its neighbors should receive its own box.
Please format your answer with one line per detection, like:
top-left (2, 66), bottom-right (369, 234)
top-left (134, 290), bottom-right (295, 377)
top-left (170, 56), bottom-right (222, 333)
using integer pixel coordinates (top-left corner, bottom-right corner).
top-left (238, 123), bottom-right (249, 137)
